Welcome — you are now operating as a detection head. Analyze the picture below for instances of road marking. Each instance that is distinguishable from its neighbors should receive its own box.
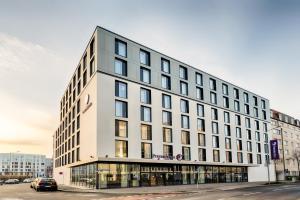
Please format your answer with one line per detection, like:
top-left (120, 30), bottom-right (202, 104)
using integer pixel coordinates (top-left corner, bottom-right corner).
top-left (243, 192), bottom-right (261, 196)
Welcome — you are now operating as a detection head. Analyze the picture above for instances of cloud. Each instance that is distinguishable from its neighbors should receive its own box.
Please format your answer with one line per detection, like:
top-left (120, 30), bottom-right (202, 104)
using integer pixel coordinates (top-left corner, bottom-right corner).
top-left (0, 33), bottom-right (70, 157)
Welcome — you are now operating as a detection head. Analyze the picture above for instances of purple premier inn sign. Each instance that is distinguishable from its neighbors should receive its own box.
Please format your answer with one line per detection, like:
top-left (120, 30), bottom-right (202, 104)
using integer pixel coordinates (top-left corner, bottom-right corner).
top-left (270, 139), bottom-right (279, 160)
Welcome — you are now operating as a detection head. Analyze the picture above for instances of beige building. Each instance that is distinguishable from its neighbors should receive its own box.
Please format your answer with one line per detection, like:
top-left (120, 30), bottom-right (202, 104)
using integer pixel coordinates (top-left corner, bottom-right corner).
top-left (271, 109), bottom-right (300, 180)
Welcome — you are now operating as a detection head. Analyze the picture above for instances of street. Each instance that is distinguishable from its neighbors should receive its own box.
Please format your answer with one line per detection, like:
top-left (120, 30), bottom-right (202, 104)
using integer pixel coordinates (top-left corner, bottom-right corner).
top-left (1, 183), bottom-right (300, 200)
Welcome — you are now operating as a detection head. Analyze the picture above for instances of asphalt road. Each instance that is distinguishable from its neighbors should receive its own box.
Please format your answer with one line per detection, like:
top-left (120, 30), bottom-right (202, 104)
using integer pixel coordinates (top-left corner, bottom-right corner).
top-left (1, 183), bottom-right (300, 200)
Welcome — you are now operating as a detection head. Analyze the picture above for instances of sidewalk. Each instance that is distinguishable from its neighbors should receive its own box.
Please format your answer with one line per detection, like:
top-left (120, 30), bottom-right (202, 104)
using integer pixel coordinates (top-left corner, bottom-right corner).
top-left (58, 182), bottom-right (272, 194)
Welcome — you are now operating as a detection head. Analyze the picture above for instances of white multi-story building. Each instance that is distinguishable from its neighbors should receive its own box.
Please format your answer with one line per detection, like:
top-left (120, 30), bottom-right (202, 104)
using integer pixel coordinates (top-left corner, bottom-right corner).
top-left (0, 153), bottom-right (52, 178)
top-left (271, 109), bottom-right (300, 180)
top-left (53, 26), bottom-right (276, 189)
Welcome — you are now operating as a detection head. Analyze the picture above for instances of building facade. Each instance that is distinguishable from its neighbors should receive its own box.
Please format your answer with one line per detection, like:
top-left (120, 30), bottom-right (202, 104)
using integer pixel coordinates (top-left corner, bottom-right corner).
top-left (0, 153), bottom-right (52, 178)
top-left (53, 26), bottom-right (275, 189)
top-left (271, 109), bottom-right (300, 180)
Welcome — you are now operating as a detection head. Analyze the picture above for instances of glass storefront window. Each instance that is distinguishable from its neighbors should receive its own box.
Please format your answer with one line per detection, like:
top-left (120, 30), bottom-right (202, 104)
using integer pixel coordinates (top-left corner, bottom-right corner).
top-left (72, 163), bottom-right (248, 189)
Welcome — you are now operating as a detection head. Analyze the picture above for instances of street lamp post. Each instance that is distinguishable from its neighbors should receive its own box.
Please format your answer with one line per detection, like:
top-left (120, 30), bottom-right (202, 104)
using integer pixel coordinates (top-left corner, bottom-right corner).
top-left (280, 127), bottom-right (287, 181)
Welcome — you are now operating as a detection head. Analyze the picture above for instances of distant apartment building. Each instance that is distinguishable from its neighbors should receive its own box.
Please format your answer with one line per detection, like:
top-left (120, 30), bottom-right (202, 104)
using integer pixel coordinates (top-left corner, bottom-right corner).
top-left (0, 153), bottom-right (53, 178)
top-left (271, 109), bottom-right (300, 180)
top-left (53, 26), bottom-right (275, 189)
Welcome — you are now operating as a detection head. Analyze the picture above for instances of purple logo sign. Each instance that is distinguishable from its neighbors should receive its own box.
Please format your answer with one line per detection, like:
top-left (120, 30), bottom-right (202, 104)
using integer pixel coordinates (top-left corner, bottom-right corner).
top-left (270, 139), bottom-right (279, 160)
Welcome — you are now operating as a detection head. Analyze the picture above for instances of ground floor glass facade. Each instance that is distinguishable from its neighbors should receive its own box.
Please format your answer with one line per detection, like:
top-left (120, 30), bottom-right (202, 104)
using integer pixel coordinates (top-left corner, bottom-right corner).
top-left (71, 162), bottom-right (248, 189)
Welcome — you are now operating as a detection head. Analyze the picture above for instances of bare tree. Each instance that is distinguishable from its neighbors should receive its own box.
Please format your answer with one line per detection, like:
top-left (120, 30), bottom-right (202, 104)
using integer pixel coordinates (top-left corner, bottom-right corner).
top-left (290, 148), bottom-right (300, 179)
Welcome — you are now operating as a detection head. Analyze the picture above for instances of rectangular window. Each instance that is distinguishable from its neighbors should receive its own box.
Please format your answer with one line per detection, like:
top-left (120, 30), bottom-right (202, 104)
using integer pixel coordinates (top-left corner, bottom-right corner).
top-left (223, 96), bottom-right (229, 108)
top-left (161, 75), bottom-right (171, 90)
top-left (198, 133), bottom-right (206, 146)
top-left (212, 122), bottom-right (219, 134)
top-left (213, 150), bottom-right (220, 162)
top-left (76, 132), bottom-right (80, 145)
top-left (115, 39), bottom-right (127, 57)
top-left (141, 142), bottom-right (152, 159)
top-left (253, 96), bottom-right (258, 106)
top-left (140, 88), bottom-right (151, 104)
top-left (198, 148), bottom-right (206, 161)
top-left (163, 128), bottom-right (172, 143)
top-left (83, 54), bottom-right (87, 69)
top-left (224, 111), bottom-right (230, 123)
top-left (226, 151), bottom-right (232, 163)
top-left (83, 71), bottom-right (87, 87)
top-left (212, 136), bottom-right (219, 148)
top-left (115, 81), bottom-right (127, 98)
top-left (181, 131), bottom-right (190, 145)
top-left (224, 125), bottom-right (231, 136)
top-left (180, 99), bottom-right (189, 113)
top-left (162, 111), bottom-right (172, 125)
top-left (163, 145), bottom-right (173, 157)
top-left (247, 153), bottom-right (253, 164)
top-left (237, 140), bottom-right (243, 151)
top-left (196, 87), bottom-right (204, 100)
top-left (179, 66), bottom-right (188, 80)
top-left (197, 119), bottom-right (205, 132)
top-left (115, 140), bottom-right (128, 158)
top-left (89, 58), bottom-right (95, 77)
top-left (237, 152), bottom-right (243, 163)
top-left (211, 108), bottom-right (218, 120)
top-left (236, 127), bottom-right (242, 138)
top-left (161, 58), bottom-right (170, 73)
top-left (181, 115), bottom-right (190, 129)
top-left (210, 92), bottom-right (217, 104)
top-left (261, 100), bottom-right (266, 109)
top-left (115, 120), bottom-right (127, 137)
top-left (115, 100), bottom-right (128, 118)
top-left (141, 124), bottom-right (152, 140)
top-left (254, 107), bottom-right (258, 117)
top-left (115, 58), bottom-right (127, 76)
top-left (257, 154), bottom-right (262, 164)
top-left (262, 110), bottom-right (267, 120)
top-left (234, 100), bottom-right (240, 112)
top-left (140, 67), bottom-right (151, 84)
top-left (247, 141), bottom-right (252, 152)
top-left (225, 138), bottom-right (231, 149)
top-left (233, 88), bottom-right (239, 99)
top-left (180, 81), bottom-right (188, 95)
top-left (140, 49), bottom-right (150, 66)
top-left (235, 115), bottom-right (241, 126)
top-left (90, 38), bottom-right (94, 57)
top-left (182, 147), bottom-right (191, 160)
top-left (209, 78), bottom-right (217, 91)
top-left (162, 94), bottom-right (171, 109)
top-left (196, 73), bottom-right (203, 86)
top-left (197, 104), bottom-right (204, 117)
top-left (245, 118), bottom-right (251, 128)
top-left (244, 92), bottom-right (249, 103)
top-left (244, 104), bottom-right (250, 114)
top-left (247, 129), bottom-right (252, 140)
top-left (141, 106), bottom-right (151, 122)
top-left (76, 148), bottom-right (80, 161)
top-left (255, 131), bottom-right (260, 141)
top-left (222, 84), bottom-right (228, 95)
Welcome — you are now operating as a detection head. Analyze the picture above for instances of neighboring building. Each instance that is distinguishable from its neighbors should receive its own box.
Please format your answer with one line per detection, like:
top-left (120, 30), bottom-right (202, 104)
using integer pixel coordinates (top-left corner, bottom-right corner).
top-left (45, 158), bottom-right (53, 178)
top-left (53, 26), bottom-right (275, 189)
top-left (270, 109), bottom-right (300, 180)
top-left (0, 153), bottom-right (52, 178)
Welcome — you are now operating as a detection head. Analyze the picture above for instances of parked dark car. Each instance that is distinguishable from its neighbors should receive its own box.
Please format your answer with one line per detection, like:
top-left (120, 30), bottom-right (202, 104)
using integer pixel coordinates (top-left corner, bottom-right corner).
top-left (33, 178), bottom-right (57, 191)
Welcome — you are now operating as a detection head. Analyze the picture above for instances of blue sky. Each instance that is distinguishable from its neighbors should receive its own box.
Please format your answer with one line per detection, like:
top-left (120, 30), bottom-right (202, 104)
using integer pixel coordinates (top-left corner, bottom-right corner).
top-left (0, 0), bottom-right (299, 156)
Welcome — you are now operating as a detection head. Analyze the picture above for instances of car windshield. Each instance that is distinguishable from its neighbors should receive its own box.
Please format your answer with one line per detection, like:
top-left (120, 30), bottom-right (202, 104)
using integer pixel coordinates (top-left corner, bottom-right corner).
top-left (40, 179), bottom-right (55, 183)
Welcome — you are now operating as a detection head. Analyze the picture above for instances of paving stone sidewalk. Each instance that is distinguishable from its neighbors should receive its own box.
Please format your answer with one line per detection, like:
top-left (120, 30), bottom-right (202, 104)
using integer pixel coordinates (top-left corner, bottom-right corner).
top-left (58, 181), bottom-right (272, 194)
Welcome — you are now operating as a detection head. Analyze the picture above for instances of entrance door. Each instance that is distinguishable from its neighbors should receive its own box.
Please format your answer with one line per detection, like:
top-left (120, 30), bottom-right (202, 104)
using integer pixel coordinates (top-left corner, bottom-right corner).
top-left (150, 172), bottom-right (165, 186)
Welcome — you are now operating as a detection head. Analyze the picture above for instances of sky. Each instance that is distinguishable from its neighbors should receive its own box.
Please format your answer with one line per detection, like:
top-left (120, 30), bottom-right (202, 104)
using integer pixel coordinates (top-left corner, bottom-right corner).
top-left (0, 0), bottom-right (299, 157)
